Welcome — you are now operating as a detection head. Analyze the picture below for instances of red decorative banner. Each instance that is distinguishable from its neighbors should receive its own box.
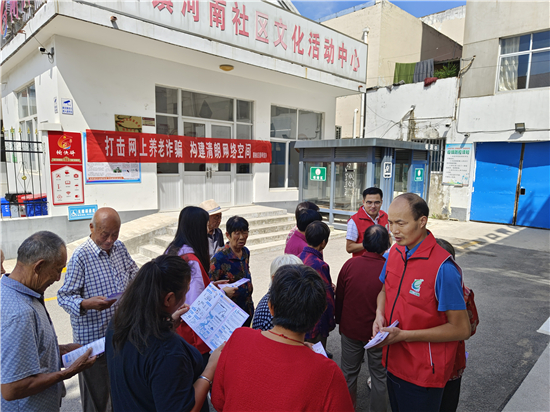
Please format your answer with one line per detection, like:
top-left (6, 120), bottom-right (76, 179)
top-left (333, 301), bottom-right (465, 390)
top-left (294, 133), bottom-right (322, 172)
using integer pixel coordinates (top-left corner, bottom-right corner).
top-left (86, 130), bottom-right (272, 164)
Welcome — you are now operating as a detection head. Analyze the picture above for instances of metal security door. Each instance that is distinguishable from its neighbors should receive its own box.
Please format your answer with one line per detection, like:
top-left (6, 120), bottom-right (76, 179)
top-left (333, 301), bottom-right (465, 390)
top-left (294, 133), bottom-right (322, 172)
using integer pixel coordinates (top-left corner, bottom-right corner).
top-left (515, 142), bottom-right (550, 229)
top-left (471, 143), bottom-right (522, 224)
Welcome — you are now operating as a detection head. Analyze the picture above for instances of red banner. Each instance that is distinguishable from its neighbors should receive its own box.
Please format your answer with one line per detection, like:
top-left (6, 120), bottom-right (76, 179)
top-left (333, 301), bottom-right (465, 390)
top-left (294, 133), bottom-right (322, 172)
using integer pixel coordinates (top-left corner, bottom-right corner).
top-left (86, 130), bottom-right (271, 164)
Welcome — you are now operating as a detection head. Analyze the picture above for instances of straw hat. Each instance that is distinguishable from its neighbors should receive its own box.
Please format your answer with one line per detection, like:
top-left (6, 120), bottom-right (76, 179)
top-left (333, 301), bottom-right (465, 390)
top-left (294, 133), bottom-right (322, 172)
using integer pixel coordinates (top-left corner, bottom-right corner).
top-left (199, 199), bottom-right (229, 215)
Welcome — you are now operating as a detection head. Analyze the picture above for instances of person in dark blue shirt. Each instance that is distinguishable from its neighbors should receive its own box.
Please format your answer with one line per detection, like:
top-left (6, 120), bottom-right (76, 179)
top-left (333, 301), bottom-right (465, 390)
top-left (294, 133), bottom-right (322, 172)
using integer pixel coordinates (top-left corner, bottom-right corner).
top-left (105, 255), bottom-right (223, 412)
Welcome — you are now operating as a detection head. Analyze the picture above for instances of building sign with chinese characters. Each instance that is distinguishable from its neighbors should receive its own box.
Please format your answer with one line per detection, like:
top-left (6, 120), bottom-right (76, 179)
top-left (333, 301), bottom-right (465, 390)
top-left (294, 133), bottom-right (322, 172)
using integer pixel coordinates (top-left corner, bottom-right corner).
top-left (309, 166), bottom-right (326, 182)
top-left (48, 131), bottom-right (85, 206)
top-left (85, 129), bottom-right (272, 164)
top-left (443, 143), bottom-right (472, 187)
top-left (86, 0), bottom-right (367, 83)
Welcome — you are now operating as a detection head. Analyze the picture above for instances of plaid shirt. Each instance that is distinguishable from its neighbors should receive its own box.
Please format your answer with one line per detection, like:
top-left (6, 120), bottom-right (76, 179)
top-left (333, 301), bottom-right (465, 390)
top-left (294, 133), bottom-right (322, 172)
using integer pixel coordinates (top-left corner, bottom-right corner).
top-left (57, 237), bottom-right (139, 345)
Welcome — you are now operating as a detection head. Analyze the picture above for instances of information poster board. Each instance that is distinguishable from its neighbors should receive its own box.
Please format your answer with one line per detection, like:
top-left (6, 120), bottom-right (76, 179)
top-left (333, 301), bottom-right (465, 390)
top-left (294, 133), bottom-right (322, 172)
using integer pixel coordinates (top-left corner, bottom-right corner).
top-left (48, 132), bottom-right (85, 205)
top-left (442, 143), bottom-right (473, 186)
top-left (83, 132), bottom-right (141, 184)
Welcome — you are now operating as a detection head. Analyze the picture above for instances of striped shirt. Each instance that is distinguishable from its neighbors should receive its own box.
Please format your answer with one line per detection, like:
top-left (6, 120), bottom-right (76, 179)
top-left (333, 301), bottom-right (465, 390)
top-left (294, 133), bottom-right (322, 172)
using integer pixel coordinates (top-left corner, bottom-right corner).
top-left (58, 237), bottom-right (139, 345)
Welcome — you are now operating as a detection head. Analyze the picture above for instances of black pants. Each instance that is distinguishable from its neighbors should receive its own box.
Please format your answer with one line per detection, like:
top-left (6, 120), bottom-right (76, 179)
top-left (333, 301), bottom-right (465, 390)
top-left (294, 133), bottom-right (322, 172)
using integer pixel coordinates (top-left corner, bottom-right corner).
top-left (387, 372), bottom-right (444, 412)
top-left (440, 377), bottom-right (461, 412)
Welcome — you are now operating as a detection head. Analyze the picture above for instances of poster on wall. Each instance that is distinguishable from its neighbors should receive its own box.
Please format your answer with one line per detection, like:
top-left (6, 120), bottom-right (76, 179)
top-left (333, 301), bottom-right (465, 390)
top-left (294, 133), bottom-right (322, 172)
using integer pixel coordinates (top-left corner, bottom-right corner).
top-left (442, 143), bottom-right (473, 186)
top-left (83, 132), bottom-right (141, 184)
top-left (115, 115), bottom-right (143, 133)
top-left (48, 131), bottom-right (85, 205)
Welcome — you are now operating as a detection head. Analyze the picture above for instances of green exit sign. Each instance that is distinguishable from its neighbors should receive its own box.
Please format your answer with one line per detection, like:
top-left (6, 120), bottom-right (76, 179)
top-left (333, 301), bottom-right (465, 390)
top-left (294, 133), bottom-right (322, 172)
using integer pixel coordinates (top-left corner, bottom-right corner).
top-left (414, 168), bottom-right (424, 182)
top-left (309, 167), bottom-right (327, 182)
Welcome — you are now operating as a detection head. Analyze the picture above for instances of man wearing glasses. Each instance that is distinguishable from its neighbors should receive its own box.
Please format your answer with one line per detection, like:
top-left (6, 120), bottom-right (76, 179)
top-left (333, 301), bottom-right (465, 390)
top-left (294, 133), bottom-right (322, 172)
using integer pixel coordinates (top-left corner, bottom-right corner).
top-left (346, 187), bottom-right (389, 257)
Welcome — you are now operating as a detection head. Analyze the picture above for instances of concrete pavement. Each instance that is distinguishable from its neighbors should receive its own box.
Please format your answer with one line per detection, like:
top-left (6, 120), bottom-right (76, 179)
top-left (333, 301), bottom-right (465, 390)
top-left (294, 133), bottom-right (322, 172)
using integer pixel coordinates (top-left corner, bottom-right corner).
top-left (2, 216), bottom-right (549, 411)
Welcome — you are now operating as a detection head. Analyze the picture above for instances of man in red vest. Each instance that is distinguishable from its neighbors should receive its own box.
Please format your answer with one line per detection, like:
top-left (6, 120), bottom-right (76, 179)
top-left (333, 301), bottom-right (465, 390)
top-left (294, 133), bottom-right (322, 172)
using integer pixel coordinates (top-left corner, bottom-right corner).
top-left (346, 187), bottom-right (389, 257)
top-left (372, 193), bottom-right (470, 412)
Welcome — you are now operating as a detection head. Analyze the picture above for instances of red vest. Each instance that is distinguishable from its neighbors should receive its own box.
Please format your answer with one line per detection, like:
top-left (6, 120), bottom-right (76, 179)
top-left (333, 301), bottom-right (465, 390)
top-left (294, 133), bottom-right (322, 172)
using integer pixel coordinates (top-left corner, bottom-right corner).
top-left (349, 208), bottom-right (389, 257)
top-left (176, 253), bottom-right (211, 355)
top-left (383, 233), bottom-right (460, 388)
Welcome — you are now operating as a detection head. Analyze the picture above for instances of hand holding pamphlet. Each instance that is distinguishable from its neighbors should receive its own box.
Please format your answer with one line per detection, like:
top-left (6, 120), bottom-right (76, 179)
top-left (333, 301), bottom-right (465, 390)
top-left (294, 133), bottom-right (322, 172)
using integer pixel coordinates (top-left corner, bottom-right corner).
top-left (62, 337), bottom-right (105, 368)
top-left (181, 283), bottom-right (249, 350)
top-left (364, 320), bottom-right (399, 350)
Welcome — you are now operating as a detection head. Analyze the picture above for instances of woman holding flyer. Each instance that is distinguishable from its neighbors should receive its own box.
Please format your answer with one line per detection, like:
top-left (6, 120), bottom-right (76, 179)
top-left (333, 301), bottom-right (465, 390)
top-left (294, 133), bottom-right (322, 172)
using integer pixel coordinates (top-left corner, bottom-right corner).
top-left (105, 255), bottom-right (223, 412)
top-left (165, 206), bottom-right (234, 358)
top-left (209, 216), bottom-right (255, 327)
top-left (211, 265), bottom-right (354, 412)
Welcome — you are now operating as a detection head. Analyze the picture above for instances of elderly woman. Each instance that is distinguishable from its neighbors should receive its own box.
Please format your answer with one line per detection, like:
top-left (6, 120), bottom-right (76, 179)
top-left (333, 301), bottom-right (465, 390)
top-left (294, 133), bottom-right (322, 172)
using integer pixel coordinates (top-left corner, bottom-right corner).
top-left (209, 216), bottom-right (254, 327)
top-left (212, 264), bottom-right (354, 412)
top-left (252, 254), bottom-right (303, 331)
top-left (105, 255), bottom-right (223, 412)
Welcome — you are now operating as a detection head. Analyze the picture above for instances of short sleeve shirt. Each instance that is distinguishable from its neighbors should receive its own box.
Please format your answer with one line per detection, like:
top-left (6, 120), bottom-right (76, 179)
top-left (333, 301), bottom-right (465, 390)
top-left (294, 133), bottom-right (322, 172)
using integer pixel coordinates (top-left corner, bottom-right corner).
top-left (1, 275), bottom-right (63, 412)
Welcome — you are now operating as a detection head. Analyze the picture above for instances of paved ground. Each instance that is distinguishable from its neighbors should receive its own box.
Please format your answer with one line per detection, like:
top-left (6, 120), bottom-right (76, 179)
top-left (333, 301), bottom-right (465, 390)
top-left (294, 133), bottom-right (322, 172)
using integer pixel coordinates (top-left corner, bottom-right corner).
top-left (3, 218), bottom-right (549, 412)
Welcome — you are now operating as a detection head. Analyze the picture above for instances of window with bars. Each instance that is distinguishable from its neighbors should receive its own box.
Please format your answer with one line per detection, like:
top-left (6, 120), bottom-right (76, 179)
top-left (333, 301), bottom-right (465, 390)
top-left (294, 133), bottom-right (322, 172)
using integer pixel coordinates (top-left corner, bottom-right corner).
top-left (413, 138), bottom-right (445, 172)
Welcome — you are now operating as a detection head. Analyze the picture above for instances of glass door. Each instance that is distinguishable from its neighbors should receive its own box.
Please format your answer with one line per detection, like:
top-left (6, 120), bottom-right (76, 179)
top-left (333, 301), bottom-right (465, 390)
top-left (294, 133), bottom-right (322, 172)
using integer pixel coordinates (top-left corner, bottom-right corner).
top-left (182, 121), bottom-right (233, 206)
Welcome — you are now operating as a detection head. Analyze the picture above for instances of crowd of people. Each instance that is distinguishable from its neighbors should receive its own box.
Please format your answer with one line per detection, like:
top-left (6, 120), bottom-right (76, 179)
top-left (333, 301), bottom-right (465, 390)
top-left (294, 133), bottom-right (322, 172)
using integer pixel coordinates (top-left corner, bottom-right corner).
top-left (0, 190), bottom-right (476, 412)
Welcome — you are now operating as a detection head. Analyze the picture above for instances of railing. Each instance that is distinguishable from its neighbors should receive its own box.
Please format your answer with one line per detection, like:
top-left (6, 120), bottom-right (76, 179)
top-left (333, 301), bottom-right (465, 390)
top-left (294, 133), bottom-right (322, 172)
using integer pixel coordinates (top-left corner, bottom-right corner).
top-left (1, 127), bottom-right (48, 218)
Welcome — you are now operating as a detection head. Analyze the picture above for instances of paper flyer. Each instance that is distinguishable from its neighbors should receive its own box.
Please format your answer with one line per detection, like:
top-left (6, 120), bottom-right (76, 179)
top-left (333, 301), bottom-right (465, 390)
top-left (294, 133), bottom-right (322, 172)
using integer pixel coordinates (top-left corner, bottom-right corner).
top-left (364, 320), bottom-right (399, 349)
top-left (62, 337), bottom-right (105, 368)
top-left (181, 283), bottom-right (249, 350)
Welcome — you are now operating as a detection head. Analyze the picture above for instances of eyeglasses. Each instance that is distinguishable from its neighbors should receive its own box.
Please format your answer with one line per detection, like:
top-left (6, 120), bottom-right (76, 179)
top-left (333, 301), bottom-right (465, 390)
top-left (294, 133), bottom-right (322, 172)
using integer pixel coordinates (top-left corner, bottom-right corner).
top-left (365, 201), bottom-right (381, 206)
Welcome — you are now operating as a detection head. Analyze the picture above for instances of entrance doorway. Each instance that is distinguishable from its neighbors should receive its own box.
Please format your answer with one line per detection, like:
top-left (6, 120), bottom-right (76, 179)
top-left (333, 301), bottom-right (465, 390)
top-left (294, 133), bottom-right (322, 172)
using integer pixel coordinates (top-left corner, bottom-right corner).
top-left (182, 122), bottom-right (233, 206)
top-left (471, 142), bottom-right (550, 229)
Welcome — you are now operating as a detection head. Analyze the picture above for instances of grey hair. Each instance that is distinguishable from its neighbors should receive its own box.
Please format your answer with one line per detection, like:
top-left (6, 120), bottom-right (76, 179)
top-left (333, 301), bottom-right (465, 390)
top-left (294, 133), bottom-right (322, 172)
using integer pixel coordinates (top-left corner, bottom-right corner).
top-left (270, 254), bottom-right (303, 277)
top-left (17, 231), bottom-right (66, 265)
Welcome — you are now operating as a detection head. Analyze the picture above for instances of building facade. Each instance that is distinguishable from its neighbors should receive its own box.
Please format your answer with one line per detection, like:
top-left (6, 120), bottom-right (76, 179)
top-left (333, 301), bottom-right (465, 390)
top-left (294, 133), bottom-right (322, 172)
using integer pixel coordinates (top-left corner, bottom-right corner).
top-left (0, 0), bottom-right (367, 256)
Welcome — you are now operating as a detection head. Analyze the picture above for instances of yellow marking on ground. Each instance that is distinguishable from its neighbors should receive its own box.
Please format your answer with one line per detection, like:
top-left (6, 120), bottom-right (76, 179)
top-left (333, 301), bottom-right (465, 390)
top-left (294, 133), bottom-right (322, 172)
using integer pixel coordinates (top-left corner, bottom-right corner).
top-left (45, 296), bottom-right (58, 302)
top-left (457, 240), bottom-right (481, 249)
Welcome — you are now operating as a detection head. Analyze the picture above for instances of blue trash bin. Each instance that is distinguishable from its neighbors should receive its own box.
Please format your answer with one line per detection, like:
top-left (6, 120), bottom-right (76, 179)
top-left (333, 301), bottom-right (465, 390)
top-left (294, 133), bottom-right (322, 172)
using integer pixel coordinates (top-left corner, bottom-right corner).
top-left (1, 198), bottom-right (10, 217)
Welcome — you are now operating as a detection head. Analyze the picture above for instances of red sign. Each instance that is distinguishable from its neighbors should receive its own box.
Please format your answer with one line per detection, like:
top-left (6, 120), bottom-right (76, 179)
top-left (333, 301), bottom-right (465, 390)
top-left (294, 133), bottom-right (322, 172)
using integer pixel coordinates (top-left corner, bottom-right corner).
top-left (48, 132), bottom-right (85, 206)
top-left (48, 131), bottom-right (83, 164)
top-left (86, 130), bottom-right (272, 164)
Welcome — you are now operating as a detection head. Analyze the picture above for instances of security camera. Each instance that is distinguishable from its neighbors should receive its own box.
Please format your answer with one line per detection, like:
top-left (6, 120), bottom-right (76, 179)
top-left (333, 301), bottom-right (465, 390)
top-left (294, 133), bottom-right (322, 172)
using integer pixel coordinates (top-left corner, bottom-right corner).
top-left (38, 46), bottom-right (46, 53)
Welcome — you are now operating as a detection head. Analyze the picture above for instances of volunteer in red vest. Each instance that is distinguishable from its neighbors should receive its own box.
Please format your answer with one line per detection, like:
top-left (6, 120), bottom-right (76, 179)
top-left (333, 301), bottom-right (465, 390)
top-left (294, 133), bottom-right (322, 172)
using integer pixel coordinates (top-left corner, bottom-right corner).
top-left (372, 193), bottom-right (470, 412)
top-left (346, 187), bottom-right (389, 257)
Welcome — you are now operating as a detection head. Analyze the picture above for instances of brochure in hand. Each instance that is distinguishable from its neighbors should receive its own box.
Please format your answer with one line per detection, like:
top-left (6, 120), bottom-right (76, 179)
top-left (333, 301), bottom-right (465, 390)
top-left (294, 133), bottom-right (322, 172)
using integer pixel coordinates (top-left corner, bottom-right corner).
top-left (181, 283), bottom-right (249, 350)
top-left (364, 320), bottom-right (399, 350)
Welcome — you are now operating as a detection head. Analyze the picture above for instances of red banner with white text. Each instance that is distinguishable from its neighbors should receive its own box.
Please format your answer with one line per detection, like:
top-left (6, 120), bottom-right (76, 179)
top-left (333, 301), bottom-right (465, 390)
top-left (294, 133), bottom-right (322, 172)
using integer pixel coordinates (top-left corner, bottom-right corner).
top-left (86, 130), bottom-right (271, 163)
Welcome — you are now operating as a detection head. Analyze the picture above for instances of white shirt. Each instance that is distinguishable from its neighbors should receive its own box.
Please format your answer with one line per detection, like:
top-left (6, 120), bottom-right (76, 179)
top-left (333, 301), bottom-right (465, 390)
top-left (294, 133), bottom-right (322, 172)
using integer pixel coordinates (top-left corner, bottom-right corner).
top-left (346, 207), bottom-right (380, 242)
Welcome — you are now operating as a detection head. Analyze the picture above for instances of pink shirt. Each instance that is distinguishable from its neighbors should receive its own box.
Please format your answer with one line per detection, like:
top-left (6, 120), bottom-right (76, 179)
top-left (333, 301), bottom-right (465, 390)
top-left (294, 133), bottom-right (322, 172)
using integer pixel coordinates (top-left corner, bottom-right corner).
top-left (284, 231), bottom-right (307, 257)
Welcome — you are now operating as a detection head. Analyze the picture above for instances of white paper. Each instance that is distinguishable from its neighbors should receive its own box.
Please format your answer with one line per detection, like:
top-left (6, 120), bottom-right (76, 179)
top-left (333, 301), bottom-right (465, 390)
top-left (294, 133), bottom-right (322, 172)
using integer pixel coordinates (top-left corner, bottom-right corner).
top-left (62, 337), bottom-right (105, 368)
top-left (181, 283), bottom-right (249, 350)
top-left (106, 292), bottom-right (123, 302)
top-left (223, 278), bottom-right (250, 289)
top-left (364, 320), bottom-right (399, 350)
top-left (312, 342), bottom-right (328, 357)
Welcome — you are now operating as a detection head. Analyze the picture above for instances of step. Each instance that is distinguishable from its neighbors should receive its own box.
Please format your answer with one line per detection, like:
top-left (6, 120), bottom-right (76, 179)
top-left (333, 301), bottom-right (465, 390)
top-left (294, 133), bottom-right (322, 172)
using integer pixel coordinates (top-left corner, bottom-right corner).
top-left (164, 214), bottom-right (296, 236)
top-left (132, 253), bottom-right (152, 268)
top-left (139, 243), bottom-right (167, 259)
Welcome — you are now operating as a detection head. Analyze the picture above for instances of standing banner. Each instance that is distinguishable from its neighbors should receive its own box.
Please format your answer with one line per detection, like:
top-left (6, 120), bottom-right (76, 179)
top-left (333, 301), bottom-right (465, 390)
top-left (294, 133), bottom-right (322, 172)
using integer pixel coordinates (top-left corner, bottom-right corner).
top-left (85, 130), bottom-right (272, 164)
top-left (48, 131), bottom-right (85, 205)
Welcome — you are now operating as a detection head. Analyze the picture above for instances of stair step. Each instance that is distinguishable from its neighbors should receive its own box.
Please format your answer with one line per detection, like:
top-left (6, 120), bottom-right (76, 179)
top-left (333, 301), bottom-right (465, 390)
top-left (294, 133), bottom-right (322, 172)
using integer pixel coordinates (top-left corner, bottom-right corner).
top-left (165, 214), bottom-right (295, 236)
top-left (139, 243), bottom-right (166, 259)
top-left (132, 253), bottom-right (152, 268)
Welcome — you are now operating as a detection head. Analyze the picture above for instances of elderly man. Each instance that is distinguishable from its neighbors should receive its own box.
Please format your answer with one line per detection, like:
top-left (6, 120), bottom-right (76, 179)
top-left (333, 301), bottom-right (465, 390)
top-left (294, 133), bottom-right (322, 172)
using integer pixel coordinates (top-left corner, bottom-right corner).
top-left (336, 225), bottom-right (390, 411)
top-left (58, 207), bottom-right (139, 412)
top-left (199, 199), bottom-right (228, 258)
top-left (346, 187), bottom-right (389, 257)
top-left (373, 194), bottom-right (470, 412)
top-left (1, 231), bottom-right (96, 411)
